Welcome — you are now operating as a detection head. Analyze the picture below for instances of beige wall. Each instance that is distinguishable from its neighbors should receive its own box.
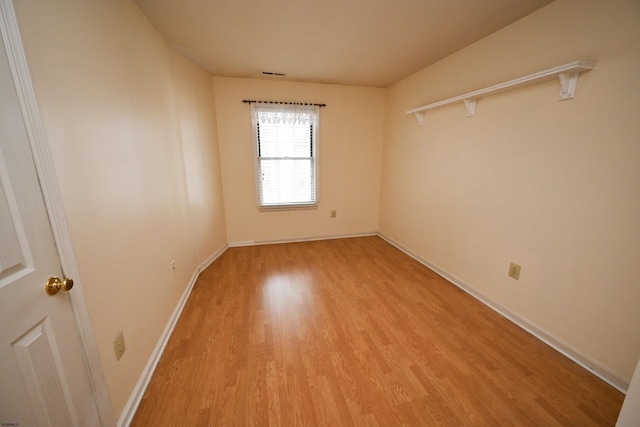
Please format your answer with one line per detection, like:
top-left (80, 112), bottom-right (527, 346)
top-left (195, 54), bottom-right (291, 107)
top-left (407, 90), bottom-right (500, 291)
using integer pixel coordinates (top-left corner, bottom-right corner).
top-left (380, 0), bottom-right (640, 386)
top-left (14, 0), bottom-right (226, 417)
top-left (213, 77), bottom-right (385, 244)
top-left (170, 50), bottom-right (227, 262)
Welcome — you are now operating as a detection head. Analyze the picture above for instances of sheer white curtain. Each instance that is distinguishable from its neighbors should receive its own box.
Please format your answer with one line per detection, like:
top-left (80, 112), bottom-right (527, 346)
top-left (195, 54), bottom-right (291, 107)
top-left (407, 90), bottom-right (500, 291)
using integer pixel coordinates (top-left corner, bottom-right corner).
top-left (252, 103), bottom-right (319, 126)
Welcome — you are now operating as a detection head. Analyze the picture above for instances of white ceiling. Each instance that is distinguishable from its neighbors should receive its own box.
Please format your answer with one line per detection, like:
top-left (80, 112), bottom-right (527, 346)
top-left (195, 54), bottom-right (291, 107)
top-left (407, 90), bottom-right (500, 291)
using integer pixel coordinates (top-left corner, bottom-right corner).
top-left (133, 0), bottom-right (554, 88)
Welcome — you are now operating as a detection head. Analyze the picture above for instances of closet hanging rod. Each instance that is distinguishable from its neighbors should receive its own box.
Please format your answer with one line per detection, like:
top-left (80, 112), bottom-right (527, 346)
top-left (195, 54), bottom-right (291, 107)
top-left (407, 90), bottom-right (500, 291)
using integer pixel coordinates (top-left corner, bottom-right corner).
top-left (406, 60), bottom-right (596, 125)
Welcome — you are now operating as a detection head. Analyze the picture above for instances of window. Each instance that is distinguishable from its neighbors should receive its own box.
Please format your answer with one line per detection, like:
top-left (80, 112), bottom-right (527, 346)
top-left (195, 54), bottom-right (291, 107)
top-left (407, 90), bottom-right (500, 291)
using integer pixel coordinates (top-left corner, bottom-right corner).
top-left (251, 103), bottom-right (319, 208)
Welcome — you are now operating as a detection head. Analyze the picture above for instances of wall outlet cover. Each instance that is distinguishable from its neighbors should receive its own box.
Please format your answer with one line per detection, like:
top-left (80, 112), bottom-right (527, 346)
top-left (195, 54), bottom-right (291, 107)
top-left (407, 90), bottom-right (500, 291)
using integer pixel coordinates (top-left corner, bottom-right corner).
top-left (508, 262), bottom-right (521, 280)
top-left (114, 330), bottom-right (126, 361)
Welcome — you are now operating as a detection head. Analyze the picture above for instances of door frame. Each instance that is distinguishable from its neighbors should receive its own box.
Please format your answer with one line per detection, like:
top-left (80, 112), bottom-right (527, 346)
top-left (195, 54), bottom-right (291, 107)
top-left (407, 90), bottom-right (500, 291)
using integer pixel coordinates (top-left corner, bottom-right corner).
top-left (0, 1), bottom-right (115, 425)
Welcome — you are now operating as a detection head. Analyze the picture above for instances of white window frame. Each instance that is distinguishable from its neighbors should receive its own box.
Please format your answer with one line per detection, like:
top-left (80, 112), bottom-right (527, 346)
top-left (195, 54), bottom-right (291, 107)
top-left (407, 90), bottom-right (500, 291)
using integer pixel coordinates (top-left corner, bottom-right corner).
top-left (251, 103), bottom-right (319, 209)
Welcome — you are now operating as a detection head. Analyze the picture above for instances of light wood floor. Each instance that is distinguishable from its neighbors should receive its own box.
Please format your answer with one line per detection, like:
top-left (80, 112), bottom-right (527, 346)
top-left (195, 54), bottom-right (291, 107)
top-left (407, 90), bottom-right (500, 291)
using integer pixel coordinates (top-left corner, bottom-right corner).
top-left (131, 236), bottom-right (624, 426)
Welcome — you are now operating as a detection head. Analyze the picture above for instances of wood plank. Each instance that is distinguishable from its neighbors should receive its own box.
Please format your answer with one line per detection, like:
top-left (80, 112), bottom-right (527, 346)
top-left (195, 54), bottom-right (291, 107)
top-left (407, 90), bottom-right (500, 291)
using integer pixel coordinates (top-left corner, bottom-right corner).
top-left (131, 237), bottom-right (624, 426)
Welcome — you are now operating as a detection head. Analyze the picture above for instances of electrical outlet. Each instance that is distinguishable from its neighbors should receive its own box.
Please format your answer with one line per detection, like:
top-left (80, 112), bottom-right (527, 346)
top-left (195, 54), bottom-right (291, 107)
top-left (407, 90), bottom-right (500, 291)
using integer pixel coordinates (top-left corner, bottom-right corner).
top-left (330, 210), bottom-right (337, 218)
top-left (171, 260), bottom-right (176, 274)
top-left (114, 330), bottom-right (126, 361)
top-left (508, 262), bottom-right (521, 280)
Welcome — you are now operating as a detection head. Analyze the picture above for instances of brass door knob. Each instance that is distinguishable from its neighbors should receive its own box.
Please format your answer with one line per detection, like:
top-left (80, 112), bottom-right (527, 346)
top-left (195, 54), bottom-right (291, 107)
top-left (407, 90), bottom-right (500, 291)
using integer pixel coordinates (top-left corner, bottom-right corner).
top-left (45, 276), bottom-right (74, 296)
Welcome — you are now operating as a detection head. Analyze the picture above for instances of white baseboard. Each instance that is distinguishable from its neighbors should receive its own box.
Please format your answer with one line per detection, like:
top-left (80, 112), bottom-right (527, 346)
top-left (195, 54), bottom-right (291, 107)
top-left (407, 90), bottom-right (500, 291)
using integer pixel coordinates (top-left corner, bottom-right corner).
top-left (196, 244), bottom-right (228, 271)
top-left (118, 243), bottom-right (228, 427)
top-left (228, 231), bottom-right (377, 247)
top-left (377, 233), bottom-right (628, 393)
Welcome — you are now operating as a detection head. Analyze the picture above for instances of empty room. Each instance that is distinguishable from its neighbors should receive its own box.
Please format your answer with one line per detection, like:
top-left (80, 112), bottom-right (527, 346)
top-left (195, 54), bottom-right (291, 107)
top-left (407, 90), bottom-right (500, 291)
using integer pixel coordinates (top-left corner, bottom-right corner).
top-left (1, 0), bottom-right (639, 425)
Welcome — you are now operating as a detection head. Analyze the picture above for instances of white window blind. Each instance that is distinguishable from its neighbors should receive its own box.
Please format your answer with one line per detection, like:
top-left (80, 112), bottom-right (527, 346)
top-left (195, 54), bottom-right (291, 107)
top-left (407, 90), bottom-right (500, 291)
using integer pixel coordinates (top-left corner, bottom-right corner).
top-left (251, 103), bottom-right (319, 207)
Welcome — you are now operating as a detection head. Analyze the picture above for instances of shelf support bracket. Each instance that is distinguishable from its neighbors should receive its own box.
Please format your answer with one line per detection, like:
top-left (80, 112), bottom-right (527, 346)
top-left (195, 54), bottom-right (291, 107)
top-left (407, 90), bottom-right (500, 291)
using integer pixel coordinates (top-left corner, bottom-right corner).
top-left (414, 111), bottom-right (425, 126)
top-left (558, 72), bottom-right (580, 100)
top-left (464, 99), bottom-right (476, 117)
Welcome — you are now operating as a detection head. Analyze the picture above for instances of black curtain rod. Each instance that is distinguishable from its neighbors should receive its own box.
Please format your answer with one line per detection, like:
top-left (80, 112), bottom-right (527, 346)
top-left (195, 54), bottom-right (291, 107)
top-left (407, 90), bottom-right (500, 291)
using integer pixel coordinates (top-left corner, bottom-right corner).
top-left (242, 100), bottom-right (327, 107)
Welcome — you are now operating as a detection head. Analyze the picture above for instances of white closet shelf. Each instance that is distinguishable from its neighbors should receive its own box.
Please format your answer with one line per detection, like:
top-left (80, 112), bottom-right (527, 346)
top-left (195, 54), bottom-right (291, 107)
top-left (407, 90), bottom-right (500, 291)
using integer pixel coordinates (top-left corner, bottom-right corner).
top-left (406, 60), bottom-right (596, 125)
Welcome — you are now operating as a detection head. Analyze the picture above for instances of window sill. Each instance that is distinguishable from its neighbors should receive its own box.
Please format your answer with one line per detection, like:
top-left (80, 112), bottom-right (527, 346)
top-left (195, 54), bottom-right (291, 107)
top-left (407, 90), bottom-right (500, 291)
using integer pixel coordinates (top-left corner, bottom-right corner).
top-left (258, 203), bottom-right (318, 212)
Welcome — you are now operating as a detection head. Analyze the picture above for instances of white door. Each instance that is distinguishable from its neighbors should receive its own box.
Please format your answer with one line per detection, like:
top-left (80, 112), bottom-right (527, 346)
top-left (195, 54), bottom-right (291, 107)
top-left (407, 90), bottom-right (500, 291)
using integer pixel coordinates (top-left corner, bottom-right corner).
top-left (0, 9), bottom-right (101, 427)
